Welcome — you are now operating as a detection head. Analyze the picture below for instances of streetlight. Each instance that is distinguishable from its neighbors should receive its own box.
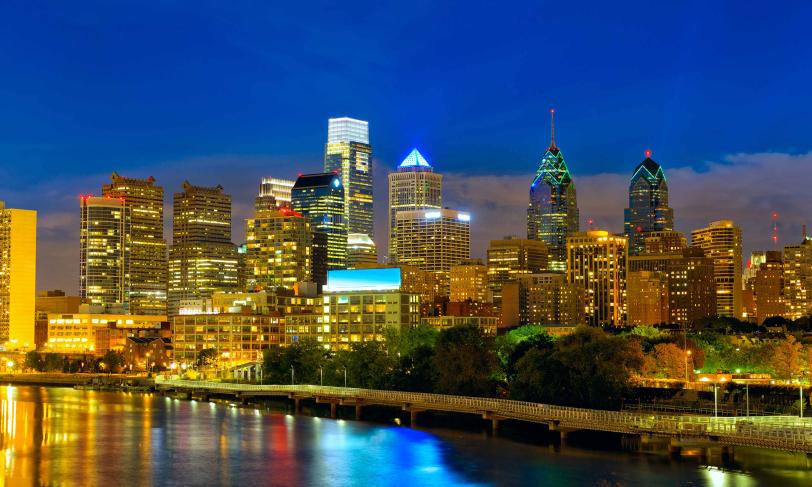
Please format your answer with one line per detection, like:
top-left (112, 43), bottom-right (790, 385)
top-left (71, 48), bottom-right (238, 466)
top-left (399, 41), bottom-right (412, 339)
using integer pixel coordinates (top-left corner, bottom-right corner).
top-left (319, 367), bottom-right (323, 386)
top-left (684, 350), bottom-right (692, 383)
top-left (343, 366), bottom-right (347, 388)
top-left (745, 382), bottom-right (750, 417)
top-left (801, 384), bottom-right (805, 418)
top-left (291, 366), bottom-right (295, 385)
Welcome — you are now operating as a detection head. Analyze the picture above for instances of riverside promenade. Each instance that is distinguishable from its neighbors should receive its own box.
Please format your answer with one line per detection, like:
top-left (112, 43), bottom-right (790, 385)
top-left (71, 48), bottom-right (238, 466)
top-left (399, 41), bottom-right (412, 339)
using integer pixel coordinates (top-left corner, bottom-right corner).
top-left (155, 378), bottom-right (812, 454)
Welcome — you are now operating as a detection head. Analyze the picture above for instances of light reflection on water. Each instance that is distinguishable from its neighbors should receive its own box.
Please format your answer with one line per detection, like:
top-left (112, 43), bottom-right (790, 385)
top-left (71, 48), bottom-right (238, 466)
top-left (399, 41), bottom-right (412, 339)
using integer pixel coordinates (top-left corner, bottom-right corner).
top-left (0, 386), bottom-right (809, 486)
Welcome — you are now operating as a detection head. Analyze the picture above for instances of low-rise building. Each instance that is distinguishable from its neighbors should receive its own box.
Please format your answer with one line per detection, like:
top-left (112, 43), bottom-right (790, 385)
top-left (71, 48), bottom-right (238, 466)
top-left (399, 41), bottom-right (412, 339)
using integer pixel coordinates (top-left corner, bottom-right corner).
top-left (45, 309), bottom-right (166, 354)
top-left (123, 336), bottom-right (172, 371)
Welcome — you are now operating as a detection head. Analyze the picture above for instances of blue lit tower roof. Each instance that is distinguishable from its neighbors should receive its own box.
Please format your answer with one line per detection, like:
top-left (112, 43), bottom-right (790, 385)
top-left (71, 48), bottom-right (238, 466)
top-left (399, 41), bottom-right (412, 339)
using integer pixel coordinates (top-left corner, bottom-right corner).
top-left (531, 109), bottom-right (574, 189)
top-left (398, 148), bottom-right (433, 170)
top-left (630, 150), bottom-right (666, 184)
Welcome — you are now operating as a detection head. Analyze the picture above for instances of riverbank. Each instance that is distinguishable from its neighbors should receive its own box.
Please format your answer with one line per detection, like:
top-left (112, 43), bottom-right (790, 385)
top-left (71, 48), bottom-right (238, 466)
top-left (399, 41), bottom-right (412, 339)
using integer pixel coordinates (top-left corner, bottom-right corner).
top-left (0, 372), bottom-right (146, 388)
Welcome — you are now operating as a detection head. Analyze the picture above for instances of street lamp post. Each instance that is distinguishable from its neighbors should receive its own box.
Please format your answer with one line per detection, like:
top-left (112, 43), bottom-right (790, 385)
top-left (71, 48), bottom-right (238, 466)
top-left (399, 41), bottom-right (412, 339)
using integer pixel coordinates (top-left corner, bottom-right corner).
top-left (714, 383), bottom-right (718, 418)
top-left (291, 366), bottom-right (295, 385)
top-left (684, 350), bottom-right (692, 383)
top-left (319, 367), bottom-right (323, 386)
top-left (343, 367), bottom-right (347, 388)
top-left (745, 382), bottom-right (750, 417)
top-left (801, 384), bottom-right (804, 418)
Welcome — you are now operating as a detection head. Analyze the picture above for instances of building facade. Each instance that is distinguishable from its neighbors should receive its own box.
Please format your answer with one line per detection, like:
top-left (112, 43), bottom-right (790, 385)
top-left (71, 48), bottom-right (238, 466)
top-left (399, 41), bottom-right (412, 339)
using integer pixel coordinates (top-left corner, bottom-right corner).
top-left (783, 234), bottom-right (812, 320)
top-left (168, 182), bottom-right (238, 315)
top-left (102, 173), bottom-right (167, 315)
top-left (691, 220), bottom-right (743, 318)
top-left (172, 314), bottom-right (284, 367)
top-left (449, 259), bottom-right (490, 303)
top-left (501, 273), bottom-right (583, 327)
top-left (387, 148), bottom-right (442, 262)
top-left (324, 117), bottom-right (373, 238)
top-left (244, 207), bottom-right (312, 291)
top-left (486, 237), bottom-right (548, 303)
top-left (626, 270), bottom-right (669, 326)
top-left (80, 196), bottom-right (130, 310)
top-left (752, 251), bottom-right (785, 324)
top-left (623, 151), bottom-right (674, 256)
top-left (527, 110), bottom-right (578, 271)
top-left (256, 177), bottom-right (295, 211)
top-left (566, 230), bottom-right (627, 326)
top-left (346, 233), bottom-right (377, 268)
top-left (0, 202), bottom-right (36, 348)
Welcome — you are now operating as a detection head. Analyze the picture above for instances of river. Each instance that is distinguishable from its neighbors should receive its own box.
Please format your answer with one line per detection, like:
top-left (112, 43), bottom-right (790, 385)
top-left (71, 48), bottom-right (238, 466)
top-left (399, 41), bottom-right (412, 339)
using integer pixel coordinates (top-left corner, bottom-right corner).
top-left (0, 386), bottom-right (809, 486)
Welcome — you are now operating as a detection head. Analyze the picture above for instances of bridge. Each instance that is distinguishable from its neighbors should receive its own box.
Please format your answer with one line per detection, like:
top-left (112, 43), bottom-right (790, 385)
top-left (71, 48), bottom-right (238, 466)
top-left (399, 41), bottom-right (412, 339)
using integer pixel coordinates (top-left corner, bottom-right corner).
top-left (154, 378), bottom-right (812, 454)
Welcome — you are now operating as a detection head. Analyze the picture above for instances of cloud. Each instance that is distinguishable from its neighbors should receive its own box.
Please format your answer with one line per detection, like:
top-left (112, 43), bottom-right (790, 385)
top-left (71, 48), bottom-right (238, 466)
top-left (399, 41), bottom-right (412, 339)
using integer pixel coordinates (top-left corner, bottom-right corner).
top-left (27, 150), bottom-right (812, 294)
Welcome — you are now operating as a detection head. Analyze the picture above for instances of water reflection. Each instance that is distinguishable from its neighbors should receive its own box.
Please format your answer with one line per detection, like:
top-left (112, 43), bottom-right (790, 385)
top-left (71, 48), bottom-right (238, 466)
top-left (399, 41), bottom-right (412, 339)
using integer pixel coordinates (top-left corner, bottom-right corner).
top-left (0, 386), bottom-right (809, 486)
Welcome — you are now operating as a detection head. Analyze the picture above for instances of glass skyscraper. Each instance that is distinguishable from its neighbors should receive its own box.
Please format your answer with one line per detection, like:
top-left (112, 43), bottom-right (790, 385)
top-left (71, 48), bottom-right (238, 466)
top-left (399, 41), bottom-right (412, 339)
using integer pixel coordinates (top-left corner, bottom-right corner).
top-left (292, 173), bottom-right (347, 284)
top-left (623, 151), bottom-right (674, 256)
top-left (527, 110), bottom-right (578, 271)
top-left (324, 117), bottom-right (373, 238)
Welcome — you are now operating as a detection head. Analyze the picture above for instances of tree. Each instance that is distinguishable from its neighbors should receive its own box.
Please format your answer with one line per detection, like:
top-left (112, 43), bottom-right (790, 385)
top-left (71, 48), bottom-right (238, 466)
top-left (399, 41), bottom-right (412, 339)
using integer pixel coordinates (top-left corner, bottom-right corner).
top-left (384, 323), bottom-right (438, 358)
top-left (343, 341), bottom-right (393, 389)
top-left (651, 343), bottom-right (686, 379)
top-left (433, 325), bottom-right (497, 397)
top-left (262, 339), bottom-right (328, 385)
top-left (42, 353), bottom-right (63, 372)
top-left (768, 335), bottom-right (805, 380)
top-left (100, 350), bottom-right (124, 373)
top-left (389, 345), bottom-right (435, 392)
top-left (24, 351), bottom-right (43, 372)
top-left (196, 348), bottom-right (218, 369)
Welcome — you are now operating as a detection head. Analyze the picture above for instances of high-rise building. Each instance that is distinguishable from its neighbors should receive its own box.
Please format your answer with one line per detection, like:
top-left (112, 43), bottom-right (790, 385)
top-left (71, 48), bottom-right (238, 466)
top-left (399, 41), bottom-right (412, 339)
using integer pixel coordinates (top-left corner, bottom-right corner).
top-left (0, 202), bottom-right (36, 348)
top-left (644, 231), bottom-right (688, 254)
top-left (566, 230), bottom-right (627, 326)
top-left (691, 220), bottom-right (743, 318)
top-left (168, 182), bottom-right (239, 315)
top-left (256, 177), bottom-right (295, 211)
top-left (752, 250), bottom-right (785, 324)
top-left (244, 207), bottom-right (312, 291)
top-left (395, 208), bottom-right (470, 296)
top-left (623, 151), bottom-right (674, 256)
top-left (80, 196), bottom-right (130, 310)
top-left (486, 237), bottom-right (548, 302)
top-left (527, 109), bottom-right (578, 271)
top-left (627, 270), bottom-right (669, 326)
top-left (388, 148), bottom-right (442, 262)
top-left (324, 117), bottom-right (373, 238)
top-left (346, 233), bottom-right (378, 268)
top-left (744, 250), bottom-right (769, 289)
top-left (102, 173), bottom-right (167, 315)
top-left (291, 172), bottom-right (347, 284)
top-left (450, 259), bottom-right (490, 303)
top-left (783, 231), bottom-right (812, 320)
top-left (501, 273), bottom-right (583, 327)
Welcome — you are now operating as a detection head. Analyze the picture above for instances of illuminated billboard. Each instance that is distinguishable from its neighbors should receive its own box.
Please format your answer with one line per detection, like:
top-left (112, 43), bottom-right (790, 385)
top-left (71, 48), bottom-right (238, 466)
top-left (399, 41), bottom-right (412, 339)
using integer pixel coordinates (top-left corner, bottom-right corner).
top-left (324, 268), bottom-right (402, 293)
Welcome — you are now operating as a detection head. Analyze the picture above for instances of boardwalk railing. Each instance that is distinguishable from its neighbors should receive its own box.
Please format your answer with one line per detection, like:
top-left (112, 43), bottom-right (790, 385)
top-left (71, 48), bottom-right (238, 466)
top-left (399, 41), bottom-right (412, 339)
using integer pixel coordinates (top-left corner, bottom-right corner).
top-left (154, 378), bottom-right (812, 453)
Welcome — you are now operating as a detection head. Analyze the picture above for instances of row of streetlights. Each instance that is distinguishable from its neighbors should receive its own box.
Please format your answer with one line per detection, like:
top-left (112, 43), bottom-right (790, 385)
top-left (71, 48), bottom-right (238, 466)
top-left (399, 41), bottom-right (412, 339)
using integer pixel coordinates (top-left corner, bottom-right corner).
top-left (290, 366), bottom-right (347, 387)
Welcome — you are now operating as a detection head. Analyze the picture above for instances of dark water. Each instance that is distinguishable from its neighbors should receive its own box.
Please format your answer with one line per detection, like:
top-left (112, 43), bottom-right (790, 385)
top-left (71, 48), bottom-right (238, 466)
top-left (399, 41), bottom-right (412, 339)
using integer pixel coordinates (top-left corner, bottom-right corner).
top-left (0, 386), bottom-right (810, 486)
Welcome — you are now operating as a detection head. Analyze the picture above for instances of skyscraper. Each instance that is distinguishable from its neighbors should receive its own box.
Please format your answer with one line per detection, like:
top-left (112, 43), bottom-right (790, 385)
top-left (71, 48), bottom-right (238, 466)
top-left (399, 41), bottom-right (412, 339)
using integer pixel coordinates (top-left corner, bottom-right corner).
top-left (388, 148), bottom-right (442, 262)
top-left (245, 207), bottom-right (312, 290)
top-left (80, 196), bottom-right (130, 310)
top-left (450, 259), bottom-right (489, 303)
top-left (346, 233), bottom-right (378, 268)
top-left (783, 231), bottom-right (812, 320)
top-left (486, 236), bottom-right (548, 303)
top-left (168, 182), bottom-right (239, 315)
top-left (395, 208), bottom-right (470, 296)
top-left (528, 109), bottom-right (579, 271)
top-left (324, 117), bottom-right (373, 238)
top-left (691, 220), bottom-right (743, 318)
top-left (292, 173), bottom-right (347, 284)
top-left (102, 173), bottom-right (167, 315)
top-left (0, 201), bottom-right (36, 348)
top-left (752, 250), bottom-right (785, 324)
top-left (256, 177), bottom-right (295, 211)
top-left (567, 230), bottom-right (627, 326)
top-left (623, 151), bottom-right (674, 256)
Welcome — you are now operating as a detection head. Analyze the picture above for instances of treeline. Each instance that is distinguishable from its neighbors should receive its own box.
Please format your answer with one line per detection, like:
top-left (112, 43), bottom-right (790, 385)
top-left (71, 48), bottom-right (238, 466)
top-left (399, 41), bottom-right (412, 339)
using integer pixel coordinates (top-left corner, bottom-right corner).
top-left (21, 350), bottom-right (125, 373)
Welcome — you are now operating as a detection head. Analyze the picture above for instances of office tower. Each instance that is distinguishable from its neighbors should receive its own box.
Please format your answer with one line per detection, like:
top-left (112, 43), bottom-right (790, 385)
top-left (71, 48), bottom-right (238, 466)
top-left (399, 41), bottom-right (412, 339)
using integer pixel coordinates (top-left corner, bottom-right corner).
top-left (256, 177), bottom-right (295, 211)
top-left (346, 233), bottom-right (378, 268)
top-left (244, 207), bottom-right (312, 290)
top-left (527, 109), bottom-right (578, 271)
top-left (80, 196), bottom-right (130, 310)
top-left (102, 173), bottom-right (167, 315)
top-left (450, 259), bottom-right (489, 303)
top-left (168, 182), bottom-right (239, 315)
top-left (0, 202), bottom-right (36, 348)
top-left (566, 230), bottom-right (627, 326)
top-left (643, 231), bottom-right (687, 254)
top-left (783, 231), bottom-right (812, 320)
top-left (291, 173), bottom-right (347, 284)
top-left (623, 151), bottom-right (674, 256)
top-left (486, 236), bottom-right (548, 302)
top-left (628, 246), bottom-right (716, 326)
top-left (324, 117), bottom-right (373, 238)
top-left (395, 208), bottom-right (470, 296)
top-left (752, 251), bottom-right (785, 324)
top-left (744, 251), bottom-right (769, 289)
top-left (502, 273), bottom-right (583, 326)
top-left (691, 220), bottom-right (743, 318)
top-left (627, 271), bottom-right (669, 326)
top-left (388, 148), bottom-right (443, 262)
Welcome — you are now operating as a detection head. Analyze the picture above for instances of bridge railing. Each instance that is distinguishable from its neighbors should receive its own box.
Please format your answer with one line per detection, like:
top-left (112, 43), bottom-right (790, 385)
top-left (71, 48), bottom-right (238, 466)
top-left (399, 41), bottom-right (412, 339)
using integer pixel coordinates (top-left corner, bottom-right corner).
top-left (154, 378), bottom-right (812, 451)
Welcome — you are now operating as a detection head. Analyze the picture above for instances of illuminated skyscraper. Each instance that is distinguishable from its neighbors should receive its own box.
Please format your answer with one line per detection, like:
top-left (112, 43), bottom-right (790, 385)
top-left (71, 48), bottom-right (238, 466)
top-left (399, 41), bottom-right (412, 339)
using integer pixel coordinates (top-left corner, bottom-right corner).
top-left (783, 231), bottom-right (812, 320)
top-left (626, 270), bottom-right (669, 326)
top-left (752, 251), bottom-right (785, 324)
top-left (395, 208), bottom-right (470, 295)
top-left (102, 173), bottom-right (167, 315)
top-left (528, 109), bottom-right (578, 271)
top-left (324, 117), bottom-right (373, 238)
top-left (292, 173), bottom-right (347, 284)
top-left (450, 259), bottom-right (489, 303)
top-left (567, 230), bottom-right (627, 326)
top-left (388, 148), bottom-right (442, 262)
top-left (346, 233), bottom-right (378, 268)
top-left (0, 201), bottom-right (36, 348)
top-left (80, 196), bottom-right (130, 310)
top-left (256, 177), bottom-right (295, 211)
top-left (691, 220), bottom-right (743, 318)
top-left (168, 182), bottom-right (239, 315)
top-left (624, 151), bottom-right (674, 256)
top-left (486, 236), bottom-right (548, 303)
top-left (245, 207), bottom-right (312, 290)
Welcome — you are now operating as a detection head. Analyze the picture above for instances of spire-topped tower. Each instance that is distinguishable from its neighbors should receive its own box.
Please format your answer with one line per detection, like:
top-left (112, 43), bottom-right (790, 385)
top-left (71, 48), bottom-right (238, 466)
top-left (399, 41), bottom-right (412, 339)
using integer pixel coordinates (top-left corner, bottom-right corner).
top-left (527, 109), bottom-right (579, 271)
top-left (624, 150), bottom-right (674, 255)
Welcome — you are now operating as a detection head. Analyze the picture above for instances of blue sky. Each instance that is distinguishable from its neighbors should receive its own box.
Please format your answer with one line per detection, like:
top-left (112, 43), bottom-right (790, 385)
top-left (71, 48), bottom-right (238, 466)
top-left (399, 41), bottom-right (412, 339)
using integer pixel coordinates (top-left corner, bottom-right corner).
top-left (0, 1), bottom-right (810, 291)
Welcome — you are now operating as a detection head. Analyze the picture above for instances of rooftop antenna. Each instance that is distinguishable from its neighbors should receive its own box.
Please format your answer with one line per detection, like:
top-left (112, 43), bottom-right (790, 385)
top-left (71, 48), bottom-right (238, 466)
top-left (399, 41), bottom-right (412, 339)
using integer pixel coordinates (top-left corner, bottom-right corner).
top-left (549, 108), bottom-right (557, 150)
top-left (803, 224), bottom-right (808, 240)
top-left (772, 212), bottom-right (779, 249)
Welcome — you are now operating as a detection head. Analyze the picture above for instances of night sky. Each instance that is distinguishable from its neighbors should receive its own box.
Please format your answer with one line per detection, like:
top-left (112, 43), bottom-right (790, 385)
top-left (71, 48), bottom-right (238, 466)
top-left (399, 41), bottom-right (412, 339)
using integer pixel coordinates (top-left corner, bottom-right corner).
top-left (1, 1), bottom-right (810, 292)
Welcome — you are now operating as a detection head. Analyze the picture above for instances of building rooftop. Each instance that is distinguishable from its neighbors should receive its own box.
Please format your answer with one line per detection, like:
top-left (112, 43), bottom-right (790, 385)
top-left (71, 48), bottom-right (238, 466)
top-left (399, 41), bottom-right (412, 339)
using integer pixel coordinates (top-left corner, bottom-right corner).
top-left (292, 173), bottom-right (342, 189)
top-left (398, 148), bottom-right (432, 169)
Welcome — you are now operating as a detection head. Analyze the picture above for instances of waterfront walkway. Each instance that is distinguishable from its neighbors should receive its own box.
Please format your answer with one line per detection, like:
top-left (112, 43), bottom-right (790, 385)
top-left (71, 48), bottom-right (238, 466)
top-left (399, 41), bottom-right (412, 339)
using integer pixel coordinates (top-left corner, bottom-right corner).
top-left (154, 378), bottom-right (812, 454)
